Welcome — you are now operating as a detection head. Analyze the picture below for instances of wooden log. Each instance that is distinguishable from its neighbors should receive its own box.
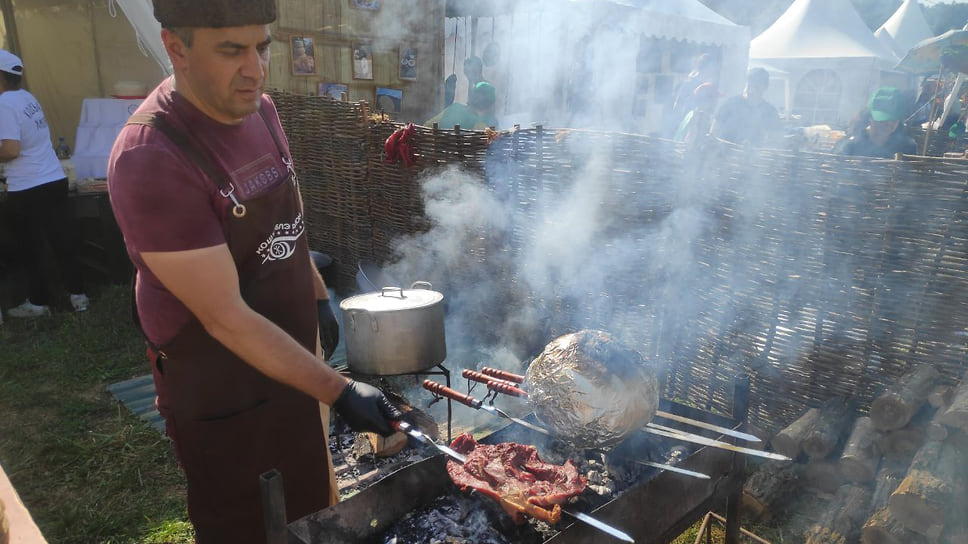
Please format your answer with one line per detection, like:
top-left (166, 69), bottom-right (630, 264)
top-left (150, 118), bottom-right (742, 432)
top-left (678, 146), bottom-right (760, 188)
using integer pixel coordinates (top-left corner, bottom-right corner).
top-left (771, 407), bottom-right (820, 460)
top-left (875, 426), bottom-right (925, 463)
top-left (888, 437), bottom-right (966, 538)
top-left (870, 464), bottom-right (906, 512)
top-left (938, 380), bottom-right (968, 433)
top-left (928, 385), bottom-right (954, 409)
top-left (804, 484), bottom-right (873, 544)
top-left (803, 459), bottom-right (843, 495)
top-left (741, 460), bottom-right (802, 522)
top-left (840, 416), bottom-right (881, 483)
top-left (861, 507), bottom-right (931, 544)
top-left (803, 397), bottom-right (854, 459)
top-left (926, 408), bottom-right (949, 443)
top-left (870, 364), bottom-right (940, 431)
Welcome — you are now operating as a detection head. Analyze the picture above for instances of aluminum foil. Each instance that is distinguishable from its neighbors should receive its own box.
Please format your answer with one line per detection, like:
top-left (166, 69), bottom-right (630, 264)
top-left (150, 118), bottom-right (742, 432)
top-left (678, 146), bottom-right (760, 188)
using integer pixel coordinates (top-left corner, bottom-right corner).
top-left (525, 330), bottom-right (659, 449)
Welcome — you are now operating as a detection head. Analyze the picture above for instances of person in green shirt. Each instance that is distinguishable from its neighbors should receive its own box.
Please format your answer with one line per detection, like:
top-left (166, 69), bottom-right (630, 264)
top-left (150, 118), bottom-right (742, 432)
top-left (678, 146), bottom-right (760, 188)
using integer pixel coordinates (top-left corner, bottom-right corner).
top-left (426, 81), bottom-right (497, 130)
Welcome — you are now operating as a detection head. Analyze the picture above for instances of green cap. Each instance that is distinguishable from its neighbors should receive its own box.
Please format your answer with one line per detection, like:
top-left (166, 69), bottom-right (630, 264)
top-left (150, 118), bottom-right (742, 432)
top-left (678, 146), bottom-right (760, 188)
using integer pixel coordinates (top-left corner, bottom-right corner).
top-left (868, 87), bottom-right (904, 122)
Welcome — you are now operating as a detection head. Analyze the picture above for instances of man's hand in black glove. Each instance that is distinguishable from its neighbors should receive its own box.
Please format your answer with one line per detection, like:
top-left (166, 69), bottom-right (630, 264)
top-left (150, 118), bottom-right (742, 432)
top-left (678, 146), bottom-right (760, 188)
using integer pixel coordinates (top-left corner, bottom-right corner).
top-left (332, 380), bottom-right (403, 437)
top-left (317, 299), bottom-right (339, 360)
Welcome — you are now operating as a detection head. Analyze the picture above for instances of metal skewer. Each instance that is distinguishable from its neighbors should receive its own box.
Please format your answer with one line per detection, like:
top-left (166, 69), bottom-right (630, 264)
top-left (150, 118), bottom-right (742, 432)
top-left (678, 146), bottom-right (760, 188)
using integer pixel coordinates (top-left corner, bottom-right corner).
top-left (477, 367), bottom-right (763, 443)
top-left (391, 420), bottom-right (635, 543)
top-left (426, 380), bottom-right (711, 480)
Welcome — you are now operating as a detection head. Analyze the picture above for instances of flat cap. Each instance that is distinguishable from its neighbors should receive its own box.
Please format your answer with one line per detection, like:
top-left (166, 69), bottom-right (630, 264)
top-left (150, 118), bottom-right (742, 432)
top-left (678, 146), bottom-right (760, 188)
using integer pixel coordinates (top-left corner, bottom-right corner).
top-left (153, 0), bottom-right (277, 28)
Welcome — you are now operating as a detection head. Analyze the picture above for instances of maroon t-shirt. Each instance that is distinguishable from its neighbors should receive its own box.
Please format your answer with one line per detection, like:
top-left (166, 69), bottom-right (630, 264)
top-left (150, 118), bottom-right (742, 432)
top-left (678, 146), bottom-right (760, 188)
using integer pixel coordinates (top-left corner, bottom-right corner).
top-left (108, 77), bottom-right (293, 346)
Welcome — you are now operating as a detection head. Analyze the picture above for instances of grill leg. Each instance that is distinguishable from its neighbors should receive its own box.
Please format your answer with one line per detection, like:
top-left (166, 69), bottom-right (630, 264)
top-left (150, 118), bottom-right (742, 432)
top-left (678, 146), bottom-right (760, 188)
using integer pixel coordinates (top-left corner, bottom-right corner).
top-left (725, 374), bottom-right (751, 544)
top-left (261, 469), bottom-right (288, 544)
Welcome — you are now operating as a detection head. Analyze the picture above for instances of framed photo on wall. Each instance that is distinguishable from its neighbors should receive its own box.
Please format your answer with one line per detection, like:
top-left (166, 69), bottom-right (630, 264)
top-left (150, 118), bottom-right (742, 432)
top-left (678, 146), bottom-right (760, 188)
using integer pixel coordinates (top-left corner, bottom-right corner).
top-left (290, 36), bottom-right (316, 75)
top-left (399, 46), bottom-right (417, 81)
top-left (352, 43), bottom-right (374, 80)
top-left (318, 83), bottom-right (349, 102)
top-left (376, 87), bottom-right (402, 114)
top-left (351, 0), bottom-right (380, 10)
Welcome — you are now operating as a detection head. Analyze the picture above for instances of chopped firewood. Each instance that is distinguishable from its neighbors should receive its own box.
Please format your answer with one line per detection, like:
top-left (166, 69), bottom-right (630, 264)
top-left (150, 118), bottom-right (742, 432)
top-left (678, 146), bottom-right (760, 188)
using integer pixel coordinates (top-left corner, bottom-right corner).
top-left (861, 507), bottom-right (932, 544)
top-left (888, 435), bottom-right (968, 538)
top-left (803, 460), bottom-right (843, 495)
top-left (870, 464), bottom-right (906, 511)
top-left (771, 407), bottom-right (820, 460)
top-left (840, 417), bottom-right (881, 483)
top-left (875, 426), bottom-right (925, 463)
top-left (803, 397), bottom-right (854, 460)
top-left (804, 484), bottom-right (872, 544)
top-left (742, 460), bottom-right (802, 522)
top-left (928, 385), bottom-right (954, 409)
top-left (870, 364), bottom-right (940, 431)
top-left (937, 379), bottom-right (968, 433)
top-left (926, 409), bottom-right (950, 443)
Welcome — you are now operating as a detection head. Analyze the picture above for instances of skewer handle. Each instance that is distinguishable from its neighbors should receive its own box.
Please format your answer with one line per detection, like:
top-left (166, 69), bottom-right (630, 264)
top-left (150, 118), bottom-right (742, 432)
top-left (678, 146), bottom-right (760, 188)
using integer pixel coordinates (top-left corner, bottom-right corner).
top-left (480, 367), bottom-right (525, 383)
top-left (422, 379), bottom-right (482, 409)
top-left (462, 369), bottom-right (518, 388)
top-left (487, 380), bottom-right (530, 398)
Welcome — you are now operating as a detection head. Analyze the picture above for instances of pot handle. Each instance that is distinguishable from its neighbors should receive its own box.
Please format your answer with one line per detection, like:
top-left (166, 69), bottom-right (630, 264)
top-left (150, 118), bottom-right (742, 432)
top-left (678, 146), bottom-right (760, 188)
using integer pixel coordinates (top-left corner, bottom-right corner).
top-left (346, 309), bottom-right (380, 333)
top-left (380, 286), bottom-right (405, 299)
top-left (410, 281), bottom-right (433, 290)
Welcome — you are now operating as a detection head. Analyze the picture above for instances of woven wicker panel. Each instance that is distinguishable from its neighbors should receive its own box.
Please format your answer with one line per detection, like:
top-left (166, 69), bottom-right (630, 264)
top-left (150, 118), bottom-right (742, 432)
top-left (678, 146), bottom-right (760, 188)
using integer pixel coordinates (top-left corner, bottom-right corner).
top-left (271, 92), bottom-right (968, 433)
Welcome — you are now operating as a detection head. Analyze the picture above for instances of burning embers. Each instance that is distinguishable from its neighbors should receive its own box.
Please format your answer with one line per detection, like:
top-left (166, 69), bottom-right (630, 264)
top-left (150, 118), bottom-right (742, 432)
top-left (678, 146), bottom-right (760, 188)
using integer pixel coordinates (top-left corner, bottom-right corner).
top-left (445, 433), bottom-right (587, 524)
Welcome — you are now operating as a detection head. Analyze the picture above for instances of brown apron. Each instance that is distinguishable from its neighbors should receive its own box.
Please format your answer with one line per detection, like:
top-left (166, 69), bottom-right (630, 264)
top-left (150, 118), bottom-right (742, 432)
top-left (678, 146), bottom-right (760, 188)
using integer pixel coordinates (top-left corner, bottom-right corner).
top-left (127, 107), bottom-right (332, 543)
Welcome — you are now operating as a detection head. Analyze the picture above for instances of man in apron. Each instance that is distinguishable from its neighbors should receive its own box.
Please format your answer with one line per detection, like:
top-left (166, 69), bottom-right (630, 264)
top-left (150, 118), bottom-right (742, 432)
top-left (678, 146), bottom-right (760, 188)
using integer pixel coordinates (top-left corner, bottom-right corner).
top-left (107, 1), bottom-right (401, 541)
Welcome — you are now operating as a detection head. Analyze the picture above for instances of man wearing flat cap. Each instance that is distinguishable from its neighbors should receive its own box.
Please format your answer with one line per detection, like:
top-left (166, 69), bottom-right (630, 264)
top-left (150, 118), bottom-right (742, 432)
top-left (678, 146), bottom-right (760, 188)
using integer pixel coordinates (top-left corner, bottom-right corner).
top-left (107, 1), bottom-right (402, 541)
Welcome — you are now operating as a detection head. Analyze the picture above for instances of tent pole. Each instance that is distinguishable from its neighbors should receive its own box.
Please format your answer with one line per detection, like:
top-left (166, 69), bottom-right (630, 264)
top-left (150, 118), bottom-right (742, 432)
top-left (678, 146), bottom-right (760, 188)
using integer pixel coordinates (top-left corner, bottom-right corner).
top-left (0, 0), bottom-right (22, 56)
top-left (89, 1), bottom-right (106, 97)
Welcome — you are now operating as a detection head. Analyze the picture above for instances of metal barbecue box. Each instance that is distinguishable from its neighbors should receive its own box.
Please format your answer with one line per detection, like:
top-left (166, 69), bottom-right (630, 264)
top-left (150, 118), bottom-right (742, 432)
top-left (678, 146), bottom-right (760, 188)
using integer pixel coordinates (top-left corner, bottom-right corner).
top-left (279, 381), bottom-right (751, 544)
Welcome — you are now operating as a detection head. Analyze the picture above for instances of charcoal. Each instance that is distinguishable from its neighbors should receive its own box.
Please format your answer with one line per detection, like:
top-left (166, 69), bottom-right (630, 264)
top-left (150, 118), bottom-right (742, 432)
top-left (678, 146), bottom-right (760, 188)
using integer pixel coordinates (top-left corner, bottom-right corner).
top-left (378, 492), bottom-right (543, 544)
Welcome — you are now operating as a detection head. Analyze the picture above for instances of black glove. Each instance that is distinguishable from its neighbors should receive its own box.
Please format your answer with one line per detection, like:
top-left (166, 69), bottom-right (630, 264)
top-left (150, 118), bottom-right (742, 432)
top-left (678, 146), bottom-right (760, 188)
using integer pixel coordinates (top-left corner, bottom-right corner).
top-left (317, 299), bottom-right (339, 360)
top-left (333, 380), bottom-right (403, 437)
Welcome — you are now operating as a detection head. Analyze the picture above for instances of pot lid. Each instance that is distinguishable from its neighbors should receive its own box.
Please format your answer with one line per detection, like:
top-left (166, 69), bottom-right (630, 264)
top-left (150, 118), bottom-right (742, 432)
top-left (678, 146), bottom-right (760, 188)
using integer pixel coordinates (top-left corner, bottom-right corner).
top-left (339, 282), bottom-right (443, 312)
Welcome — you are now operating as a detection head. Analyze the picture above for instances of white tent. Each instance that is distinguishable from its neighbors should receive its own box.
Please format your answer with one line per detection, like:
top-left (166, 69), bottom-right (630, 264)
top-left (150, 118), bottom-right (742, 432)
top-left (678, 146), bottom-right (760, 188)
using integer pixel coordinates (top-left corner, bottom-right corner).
top-left (750, 0), bottom-right (898, 126)
top-left (448, 0), bottom-right (750, 132)
top-left (875, 27), bottom-right (904, 59)
top-left (876, 0), bottom-right (934, 56)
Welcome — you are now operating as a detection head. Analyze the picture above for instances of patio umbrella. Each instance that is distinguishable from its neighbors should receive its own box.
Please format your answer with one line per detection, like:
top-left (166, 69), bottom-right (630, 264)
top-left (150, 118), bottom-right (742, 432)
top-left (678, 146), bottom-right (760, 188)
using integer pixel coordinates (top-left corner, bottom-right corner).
top-left (896, 29), bottom-right (968, 74)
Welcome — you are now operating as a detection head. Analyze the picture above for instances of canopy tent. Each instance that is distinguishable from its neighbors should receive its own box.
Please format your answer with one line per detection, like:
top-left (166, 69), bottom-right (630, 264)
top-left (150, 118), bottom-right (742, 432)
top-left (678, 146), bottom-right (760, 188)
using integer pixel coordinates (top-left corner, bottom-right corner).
top-left (445, 0), bottom-right (749, 133)
top-left (876, 0), bottom-right (935, 56)
top-left (111, 0), bottom-right (171, 76)
top-left (750, 0), bottom-right (899, 126)
top-left (875, 27), bottom-right (904, 59)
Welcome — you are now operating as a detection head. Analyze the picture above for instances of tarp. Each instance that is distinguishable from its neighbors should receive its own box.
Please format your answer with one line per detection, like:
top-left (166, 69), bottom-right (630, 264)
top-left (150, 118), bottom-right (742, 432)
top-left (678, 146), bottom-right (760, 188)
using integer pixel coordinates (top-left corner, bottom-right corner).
top-left (750, 0), bottom-right (896, 61)
top-left (876, 0), bottom-right (935, 56)
top-left (111, 0), bottom-right (171, 76)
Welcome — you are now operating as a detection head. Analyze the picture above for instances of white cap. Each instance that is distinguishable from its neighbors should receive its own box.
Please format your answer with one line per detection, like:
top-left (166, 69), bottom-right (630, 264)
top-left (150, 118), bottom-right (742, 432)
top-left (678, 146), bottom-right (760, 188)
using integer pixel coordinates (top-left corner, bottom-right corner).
top-left (0, 50), bottom-right (23, 75)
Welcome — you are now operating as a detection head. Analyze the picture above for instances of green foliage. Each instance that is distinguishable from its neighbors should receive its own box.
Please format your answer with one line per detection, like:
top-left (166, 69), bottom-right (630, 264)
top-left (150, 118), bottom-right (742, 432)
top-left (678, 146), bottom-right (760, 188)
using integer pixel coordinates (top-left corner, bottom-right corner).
top-left (0, 285), bottom-right (193, 544)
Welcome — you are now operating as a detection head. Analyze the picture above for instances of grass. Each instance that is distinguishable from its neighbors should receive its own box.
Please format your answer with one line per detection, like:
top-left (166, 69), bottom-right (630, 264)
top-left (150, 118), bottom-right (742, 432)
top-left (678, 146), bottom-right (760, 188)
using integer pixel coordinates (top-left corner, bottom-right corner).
top-left (0, 284), bottom-right (193, 544)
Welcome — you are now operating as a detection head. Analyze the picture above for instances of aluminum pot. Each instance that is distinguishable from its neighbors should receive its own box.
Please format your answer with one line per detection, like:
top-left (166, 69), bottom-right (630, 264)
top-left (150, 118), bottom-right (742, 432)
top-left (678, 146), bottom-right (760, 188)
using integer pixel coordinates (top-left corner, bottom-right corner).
top-left (339, 281), bottom-right (446, 375)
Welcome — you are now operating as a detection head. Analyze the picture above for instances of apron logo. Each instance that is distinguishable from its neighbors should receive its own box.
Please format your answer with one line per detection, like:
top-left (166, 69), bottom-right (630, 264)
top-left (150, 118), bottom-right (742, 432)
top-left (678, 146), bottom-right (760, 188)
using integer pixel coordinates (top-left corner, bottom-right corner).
top-left (257, 213), bottom-right (305, 264)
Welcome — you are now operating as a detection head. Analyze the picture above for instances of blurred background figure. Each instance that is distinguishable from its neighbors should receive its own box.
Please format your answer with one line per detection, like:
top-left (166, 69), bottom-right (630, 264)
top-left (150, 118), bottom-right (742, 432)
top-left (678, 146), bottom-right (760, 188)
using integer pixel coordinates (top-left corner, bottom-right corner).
top-left (711, 67), bottom-right (782, 147)
top-left (840, 87), bottom-right (917, 158)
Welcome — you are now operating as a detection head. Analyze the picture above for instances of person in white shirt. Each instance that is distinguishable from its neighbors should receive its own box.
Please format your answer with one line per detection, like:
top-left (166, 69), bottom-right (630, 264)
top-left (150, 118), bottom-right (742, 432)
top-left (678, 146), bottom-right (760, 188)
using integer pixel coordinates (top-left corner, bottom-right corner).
top-left (0, 49), bottom-right (88, 317)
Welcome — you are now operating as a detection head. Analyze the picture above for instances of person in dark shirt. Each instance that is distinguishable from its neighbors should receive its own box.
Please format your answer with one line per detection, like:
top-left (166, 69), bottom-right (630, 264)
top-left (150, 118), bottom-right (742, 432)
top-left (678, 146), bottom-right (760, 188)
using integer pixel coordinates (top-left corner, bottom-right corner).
top-left (841, 87), bottom-right (917, 158)
top-left (711, 67), bottom-right (782, 146)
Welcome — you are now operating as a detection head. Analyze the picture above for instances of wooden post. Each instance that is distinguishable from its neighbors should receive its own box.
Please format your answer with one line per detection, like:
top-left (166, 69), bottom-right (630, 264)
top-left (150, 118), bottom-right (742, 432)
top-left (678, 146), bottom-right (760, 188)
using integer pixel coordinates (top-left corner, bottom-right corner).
top-left (261, 470), bottom-right (288, 544)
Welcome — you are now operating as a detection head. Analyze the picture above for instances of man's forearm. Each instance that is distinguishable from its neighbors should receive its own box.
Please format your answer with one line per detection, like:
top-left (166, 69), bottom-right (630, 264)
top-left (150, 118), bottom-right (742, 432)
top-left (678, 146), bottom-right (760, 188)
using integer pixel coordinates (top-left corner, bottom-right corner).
top-left (204, 306), bottom-right (348, 404)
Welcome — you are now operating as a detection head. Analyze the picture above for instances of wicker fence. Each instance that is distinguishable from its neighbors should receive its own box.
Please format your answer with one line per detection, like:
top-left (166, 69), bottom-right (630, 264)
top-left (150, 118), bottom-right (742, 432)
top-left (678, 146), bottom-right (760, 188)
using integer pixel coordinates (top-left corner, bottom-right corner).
top-left (272, 90), bottom-right (968, 433)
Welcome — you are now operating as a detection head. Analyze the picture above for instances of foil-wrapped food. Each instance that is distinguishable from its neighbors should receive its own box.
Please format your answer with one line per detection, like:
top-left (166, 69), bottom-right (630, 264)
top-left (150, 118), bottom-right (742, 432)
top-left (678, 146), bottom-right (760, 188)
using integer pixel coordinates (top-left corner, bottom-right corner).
top-left (525, 330), bottom-right (659, 448)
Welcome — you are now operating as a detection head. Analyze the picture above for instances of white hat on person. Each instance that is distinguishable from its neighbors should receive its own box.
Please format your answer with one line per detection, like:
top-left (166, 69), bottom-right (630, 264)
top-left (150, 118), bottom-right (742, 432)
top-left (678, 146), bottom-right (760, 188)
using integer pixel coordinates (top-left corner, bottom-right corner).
top-left (0, 50), bottom-right (23, 75)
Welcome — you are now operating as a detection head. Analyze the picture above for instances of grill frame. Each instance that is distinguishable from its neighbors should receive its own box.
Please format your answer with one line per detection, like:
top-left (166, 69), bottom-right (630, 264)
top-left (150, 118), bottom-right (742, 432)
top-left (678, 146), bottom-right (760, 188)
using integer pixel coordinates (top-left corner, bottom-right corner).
top-left (277, 376), bottom-right (750, 544)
